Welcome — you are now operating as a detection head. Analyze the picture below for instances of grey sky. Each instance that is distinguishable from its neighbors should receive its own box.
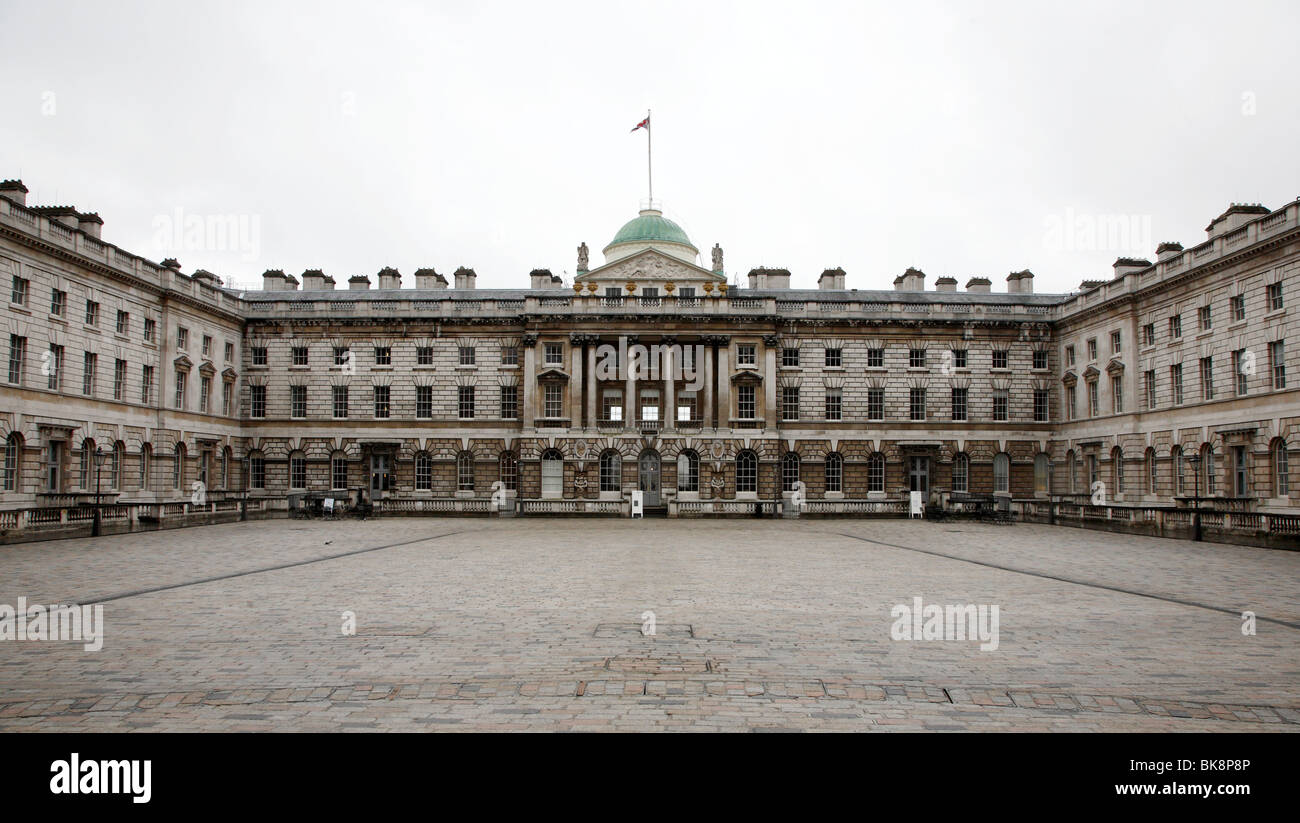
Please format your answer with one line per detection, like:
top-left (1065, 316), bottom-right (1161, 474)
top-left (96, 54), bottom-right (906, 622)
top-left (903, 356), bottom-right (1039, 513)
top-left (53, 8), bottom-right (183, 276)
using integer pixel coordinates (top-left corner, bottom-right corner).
top-left (2, 0), bottom-right (1297, 294)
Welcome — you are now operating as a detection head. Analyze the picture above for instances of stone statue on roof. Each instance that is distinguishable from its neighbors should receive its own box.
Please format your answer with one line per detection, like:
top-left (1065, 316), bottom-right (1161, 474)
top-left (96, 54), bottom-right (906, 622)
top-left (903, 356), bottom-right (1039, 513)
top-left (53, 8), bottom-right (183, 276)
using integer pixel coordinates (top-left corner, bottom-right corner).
top-left (577, 242), bottom-right (589, 272)
top-left (712, 243), bottom-right (723, 272)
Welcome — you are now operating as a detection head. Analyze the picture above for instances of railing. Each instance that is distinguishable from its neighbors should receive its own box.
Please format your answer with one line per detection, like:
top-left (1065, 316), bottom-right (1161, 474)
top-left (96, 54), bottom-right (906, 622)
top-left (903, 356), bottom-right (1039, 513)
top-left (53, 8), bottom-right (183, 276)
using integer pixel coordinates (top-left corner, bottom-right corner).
top-left (729, 298), bottom-right (762, 309)
top-left (0, 498), bottom-right (270, 543)
top-left (1027, 500), bottom-right (1300, 547)
top-left (637, 419), bottom-right (661, 432)
top-left (375, 498), bottom-right (491, 514)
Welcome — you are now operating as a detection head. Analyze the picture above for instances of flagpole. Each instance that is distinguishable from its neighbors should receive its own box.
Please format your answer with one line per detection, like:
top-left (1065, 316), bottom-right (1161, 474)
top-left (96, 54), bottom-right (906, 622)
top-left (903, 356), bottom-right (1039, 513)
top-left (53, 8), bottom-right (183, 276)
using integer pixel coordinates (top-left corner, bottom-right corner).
top-left (646, 108), bottom-right (653, 208)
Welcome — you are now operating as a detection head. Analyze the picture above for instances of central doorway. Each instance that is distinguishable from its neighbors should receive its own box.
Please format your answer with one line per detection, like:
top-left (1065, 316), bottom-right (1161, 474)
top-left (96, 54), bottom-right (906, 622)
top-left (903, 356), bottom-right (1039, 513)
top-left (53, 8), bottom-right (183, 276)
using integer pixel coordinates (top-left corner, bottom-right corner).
top-left (639, 451), bottom-right (661, 507)
top-left (908, 456), bottom-right (930, 493)
top-left (370, 453), bottom-right (391, 498)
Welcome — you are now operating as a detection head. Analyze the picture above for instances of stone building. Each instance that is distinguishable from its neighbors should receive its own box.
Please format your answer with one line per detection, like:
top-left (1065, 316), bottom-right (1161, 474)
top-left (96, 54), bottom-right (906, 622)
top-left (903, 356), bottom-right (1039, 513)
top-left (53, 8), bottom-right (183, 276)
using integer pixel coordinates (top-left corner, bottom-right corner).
top-left (1, 180), bottom-right (1296, 522)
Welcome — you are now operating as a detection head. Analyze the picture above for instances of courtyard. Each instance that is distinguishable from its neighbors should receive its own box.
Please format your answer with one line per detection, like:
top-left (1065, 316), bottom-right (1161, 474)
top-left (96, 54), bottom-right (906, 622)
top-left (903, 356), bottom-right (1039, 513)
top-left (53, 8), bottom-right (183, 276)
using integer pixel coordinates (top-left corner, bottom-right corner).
top-left (1, 518), bottom-right (1297, 732)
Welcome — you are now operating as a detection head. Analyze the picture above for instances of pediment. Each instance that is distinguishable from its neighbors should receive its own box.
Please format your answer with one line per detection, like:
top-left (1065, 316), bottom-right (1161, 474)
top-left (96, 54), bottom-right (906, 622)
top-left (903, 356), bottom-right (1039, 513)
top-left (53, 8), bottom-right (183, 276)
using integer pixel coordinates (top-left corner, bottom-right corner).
top-left (1082, 365), bottom-right (1100, 380)
top-left (576, 248), bottom-right (724, 284)
top-left (730, 370), bottom-right (764, 385)
top-left (536, 367), bottom-right (570, 382)
top-left (1105, 358), bottom-right (1125, 375)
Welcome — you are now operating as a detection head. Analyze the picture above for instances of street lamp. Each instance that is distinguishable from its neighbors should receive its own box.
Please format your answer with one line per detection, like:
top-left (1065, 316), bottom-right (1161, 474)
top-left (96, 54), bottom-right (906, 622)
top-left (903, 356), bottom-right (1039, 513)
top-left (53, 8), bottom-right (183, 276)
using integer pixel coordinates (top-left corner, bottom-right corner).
top-left (1186, 452), bottom-right (1202, 541)
top-left (91, 446), bottom-right (107, 537)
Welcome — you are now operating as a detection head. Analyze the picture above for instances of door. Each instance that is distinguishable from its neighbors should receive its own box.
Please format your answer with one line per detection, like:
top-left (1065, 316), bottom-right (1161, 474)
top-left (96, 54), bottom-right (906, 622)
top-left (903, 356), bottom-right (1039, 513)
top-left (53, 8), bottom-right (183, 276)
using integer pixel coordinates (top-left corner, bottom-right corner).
top-left (639, 451), bottom-right (661, 507)
top-left (370, 453), bottom-right (390, 498)
top-left (541, 451), bottom-right (563, 497)
top-left (908, 456), bottom-right (929, 493)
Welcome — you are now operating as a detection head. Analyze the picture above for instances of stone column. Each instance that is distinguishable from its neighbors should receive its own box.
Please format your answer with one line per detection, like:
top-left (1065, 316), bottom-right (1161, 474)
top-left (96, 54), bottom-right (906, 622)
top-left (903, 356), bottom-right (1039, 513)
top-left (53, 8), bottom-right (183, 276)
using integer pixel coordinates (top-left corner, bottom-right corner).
top-left (717, 343), bottom-right (730, 429)
top-left (585, 340), bottom-right (597, 431)
top-left (521, 334), bottom-right (537, 429)
top-left (703, 342), bottom-right (715, 431)
top-left (662, 337), bottom-right (676, 433)
top-left (763, 335), bottom-right (778, 430)
top-left (569, 336), bottom-right (583, 429)
top-left (624, 339), bottom-right (636, 431)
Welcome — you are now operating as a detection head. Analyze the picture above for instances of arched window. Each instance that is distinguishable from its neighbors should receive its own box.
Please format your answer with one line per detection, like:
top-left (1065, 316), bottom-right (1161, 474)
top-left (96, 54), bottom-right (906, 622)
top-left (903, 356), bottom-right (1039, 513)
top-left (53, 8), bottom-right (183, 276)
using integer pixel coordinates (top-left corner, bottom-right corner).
top-left (174, 443), bottom-right (186, 490)
top-left (541, 449), bottom-right (563, 497)
top-left (951, 453), bottom-right (969, 493)
top-left (1146, 448), bottom-right (1158, 495)
top-left (824, 452), bottom-right (843, 493)
top-left (781, 452), bottom-right (800, 492)
top-left (993, 453), bottom-right (1010, 494)
top-left (140, 443), bottom-right (152, 490)
top-left (599, 450), bottom-right (622, 492)
top-left (499, 451), bottom-right (518, 491)
top-left (677, 450), bottom-right (699, 493)
top-left (330, 451), bottom-right (349, 490)
top-left (79, 437), bottom-right (95, 490)
top-left (3, 432), bottom-right (22, 491)
top-left (248, 450), bottom-right (266, 489)
top-left (1172, 446), bottom-right (1184, 496)
top-left (414, 452), bottom-right (433, 491)
top-left (1202, 444), bottom-right (1216, 495)
top-left (1274, 439), bottom-right (1290, 497)
top-left (1034, 453), bottom-right (1049, 495)
top-left (289, 450), bottom-right (307, 490)
top-left (456, 452), bottom-right (474, 492)
top-left (1065, 450), bottom-right (1077, 494)
top-left (111, 441), bottom-right (124, 490)
top-left (1111, 447), bottom-right (1124, 495)
top-left (736, 450), bottom-right (757, 493)
top-left (867, 453), bottom-right (885, 493)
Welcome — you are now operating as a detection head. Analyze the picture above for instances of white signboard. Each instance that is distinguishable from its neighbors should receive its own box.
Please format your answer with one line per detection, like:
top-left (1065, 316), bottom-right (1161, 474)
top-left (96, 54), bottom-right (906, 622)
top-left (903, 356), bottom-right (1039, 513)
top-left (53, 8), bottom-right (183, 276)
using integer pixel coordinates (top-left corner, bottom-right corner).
top-left (909, 491), bottom-right (924, 518)
top-left (631, 490), bottom-right (644, 518)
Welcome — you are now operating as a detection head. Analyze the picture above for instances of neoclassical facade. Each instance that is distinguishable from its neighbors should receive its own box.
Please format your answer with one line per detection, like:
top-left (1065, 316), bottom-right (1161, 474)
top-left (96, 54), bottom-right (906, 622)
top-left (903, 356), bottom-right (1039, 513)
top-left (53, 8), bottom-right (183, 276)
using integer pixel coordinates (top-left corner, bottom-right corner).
top-left (1, 180), bottom-right (1297, 522)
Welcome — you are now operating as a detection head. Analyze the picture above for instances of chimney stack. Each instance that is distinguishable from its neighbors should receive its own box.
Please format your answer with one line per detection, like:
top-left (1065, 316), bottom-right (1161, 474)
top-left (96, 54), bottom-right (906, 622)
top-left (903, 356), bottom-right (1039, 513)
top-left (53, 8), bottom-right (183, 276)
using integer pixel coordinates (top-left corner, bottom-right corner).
top-left (965, 277), bottom-right (991, 293)
top-left (1006, 269), bottom-right (1034, 294)
top-left (1205, 203), bottom-right (1270, 239)
top-left (529, 268), bottom-right (554, 289)
top-left (747, 267), bottom-right (790, 289)
top-left (454, 266), bottom-right (477, 289)
top-left (896, 267), bottom-right (925, 291)
top-left (817, 268), bottom-right (846, 290)
top-left (377, 267), bottom-right (402, 289)
top-left (0, 180), bottom-right (28, 207)
top-left (77, 211), bottom-right (103, 239)
top-left (415, 268), bottom-right (447, 289)
top-left (1112, 257), bottom-right (1152, 279)
top-left (261, 269), bottom-right (287, 291)
top-left (934, 276), bottom-right (957, 292)
top-left (301, 269), bottom-right (327, 290)
top-left (1156, 241), bottom-right (1183, 261)
top-left (348, 275), bottom-right (371, 290)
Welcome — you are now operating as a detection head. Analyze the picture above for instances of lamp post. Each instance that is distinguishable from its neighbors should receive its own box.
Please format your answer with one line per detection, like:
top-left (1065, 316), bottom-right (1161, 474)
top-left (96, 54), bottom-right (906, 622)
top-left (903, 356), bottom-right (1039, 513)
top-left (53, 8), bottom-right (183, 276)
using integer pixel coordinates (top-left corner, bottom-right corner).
top-left (1187, 453), bottom-right (1202, 541)
top-left (91, 446), bottom-right (106, 537)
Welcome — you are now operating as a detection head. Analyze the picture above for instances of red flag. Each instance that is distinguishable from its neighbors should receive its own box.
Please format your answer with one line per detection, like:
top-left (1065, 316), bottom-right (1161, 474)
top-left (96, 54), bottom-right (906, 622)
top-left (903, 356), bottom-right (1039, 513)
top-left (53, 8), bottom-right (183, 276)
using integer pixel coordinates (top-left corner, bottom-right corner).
top-left (631, 116), bottom-right (649, 133)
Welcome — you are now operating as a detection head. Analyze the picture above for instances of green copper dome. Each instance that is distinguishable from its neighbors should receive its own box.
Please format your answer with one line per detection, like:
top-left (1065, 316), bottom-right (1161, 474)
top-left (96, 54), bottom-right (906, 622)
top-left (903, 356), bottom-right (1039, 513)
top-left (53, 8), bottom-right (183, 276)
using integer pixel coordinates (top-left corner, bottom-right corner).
top-left (605, 209), bottom-right (696, 252)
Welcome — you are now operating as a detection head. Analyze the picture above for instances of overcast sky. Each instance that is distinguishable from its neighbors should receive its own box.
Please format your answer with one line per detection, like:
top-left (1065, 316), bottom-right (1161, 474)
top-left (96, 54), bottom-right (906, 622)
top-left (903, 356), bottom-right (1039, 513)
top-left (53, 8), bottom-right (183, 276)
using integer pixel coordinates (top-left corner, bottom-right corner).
top-left (2, 0), bottom-right (1298, 294)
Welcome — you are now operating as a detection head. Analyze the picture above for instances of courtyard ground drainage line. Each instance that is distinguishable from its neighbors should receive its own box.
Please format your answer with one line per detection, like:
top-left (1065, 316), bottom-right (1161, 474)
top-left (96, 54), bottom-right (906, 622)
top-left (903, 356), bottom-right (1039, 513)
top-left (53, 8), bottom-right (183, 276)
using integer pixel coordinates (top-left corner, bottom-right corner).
top-left (832, 531), bottom-right (1300, 632)
top-left (71, 529), bottom-right (479, 606)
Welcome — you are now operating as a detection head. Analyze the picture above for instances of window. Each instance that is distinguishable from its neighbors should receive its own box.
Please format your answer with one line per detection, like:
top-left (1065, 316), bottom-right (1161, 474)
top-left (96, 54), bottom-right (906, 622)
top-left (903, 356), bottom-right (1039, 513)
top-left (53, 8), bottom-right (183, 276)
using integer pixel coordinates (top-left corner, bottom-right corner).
top-left (459, 346), bottom-right (476, 366)
top-left (736, 451), bottom-right (757, 493)
top-left (1142, 323), bottom-right (1155, 346)
top-left (910, 388), bottom-right (926, 421)
top-left (867, 388), bottom-right (884, 421)
top-left (458, 386), bottom-right (475, 419)
top-left (84, 300), bottom-right (99, 326)
top-left (639, 390), bottom-right (659, 423)
top-left (541, 450), bottom-right (563, 497)
top-left (781, 347), bottom-right (800, 368)
top-left (1200, 357), bottom-right (1214, 400)
top-left (251, 347), bottom-right (267, 366)
top-left (50, 289), bottom-right (66, 317)
top-left (952, 453), bottom-right (969, 493)
top-left (1233, 445), bottom-right (1249, 497)
top-left (1111, 375), bottom-right (1123, 413)
top-left (501, 346), bottom-right (518, 366)
top-left (10, 275), bottom-right (28, 305)
top-left (992, 390), bottom-right (1008, 422)
top-left (992, 350), bottom-right (1008, 369)
top-left (292, 346), bottom-right (308, 366)
top-left (1034, 453), bottom-right (1050, 495)
top-left (1034, 389), bottom-right (1049, 422)
top-left (416, 386), bottom-right (433, 418)
top-left (415, 453), bottom-right (432, 490)
top-left (417, 346), bottom-right (434, 366)
top-left (1231, 295), bottom-right (1245, 322)
top-left (374, 385), bottom-right (390, 418)
top-left (1147, 450), bottom-right (1158, 495)
top-left (1087, 381), bottom-right (1098, 416)
top-left (824, 388), bottom-right (842, 421)
top-left (249, 453), bottom-right (265, 489)
top-left (1110, 331), bottom-right (1121, 355)
top-left (333, 386), bottom-right (348, 418)
top-left (47, 345), bottom-right (64, 390)
top-left (173, 445), bottom-right (185, 489)
top-left (500, 386), bottom-right (518, 419)
top-left (224, 341), bottom-right (234, 361)
top-left (1267, 282), bottom-right (1283, 311)
top-left (1113, 448), bottom-right (1125, 494)
top-left (538, 383), bottom-right (561, 419)
top-left (1171, 364), bottom-right (1184, 405)
top-left (951, 387), bottom-right (968, 421)
top-left (291, 385), bottom-right (307, 418)
top-left (1275, 440), bottom-right (1289, 496)
top-left (1173, 447), bottom-right (1184, 496)
top-left (3, 433), bottom-right (19, 491)
top-left (1033, 350), bottom-right (1048, 370)
top-left (139, 444), bottom-right (151, 490)
top-left (737, 344), bottom-right (756, 367)
top-left (737, 385), bottom-right (756, 419)
top-left (199, 375), bottom-right (211, 413)
top-left (824, 452), bottom-right (842, 493)
top-left (781, 452), bottom-right (800, 492)
top-left (1233, 350), bottom-right (1249, 395)
top-left (909, 348), bottom-right (926, 368)
top-left (867, 453), bottom-right (884, 493)
top-left (600, 450), bottom-right (622, 492)
top-left (174, 370), bottom-right (186, 409)
top-left (601, 390), bottom-right (623, 422)
top-left (677, 393), bottom-right (697, 423)
top-left (82, 353), bottom-right (97, 396)
top-left (144, 317), bottom-right (156, 343)
top-left (1203, 446), bottom-right (1217, 495)
top-left (1270, 341), bottom-right (1286, 389)
top-left (79, 439), bottom-right (95, 490)
top-left (250, 384), bottom-right (266, 417)
top-left (1087, 338), bottom-right (1097, 360)
top-left (824, 348), bottom-right (842, 368)
top-left (290, 453), bottom-right (306, 490)
top-left (374, 346), bottom-right (391, 366)
top-left (334, 347), bottom-right (350, 366)
top-left (1169, 314), bottom-right (1182, 339)
top-left (222, 381), bottom-right (232, 416)
top-left (1065, 345), bottom-right (1075, 367)
top-left (953, 349), bottom-right (968, 369)
top-left (867, 348), bottom-right (883, 369)
top-left (1066, 385), bottom-right (1077, 420)
top-left (113, 359), bottom-right (126, 401)
top-left (201, 335), bottom-right (211, 357)
top-left (678, 450), bottom-right (699, 492)
top-left (1198, 305), bottom-right (1212, 331)
top-left (993, 453), bottom-right (1010, 494)
top-left (331, 454), bottom-right (348, 490)
top-left (177, 326), bottom-right (188, 350)
top-left (499, 452), bottom-right (518, 491)
top-left (8, 335), bottom-right (26, 384)
top-left (781, 386), bottom-right (799, 420)
top-left (142, 365), bottom-right (154, 404)
top-left (543, 343), bottom-right (563, 366)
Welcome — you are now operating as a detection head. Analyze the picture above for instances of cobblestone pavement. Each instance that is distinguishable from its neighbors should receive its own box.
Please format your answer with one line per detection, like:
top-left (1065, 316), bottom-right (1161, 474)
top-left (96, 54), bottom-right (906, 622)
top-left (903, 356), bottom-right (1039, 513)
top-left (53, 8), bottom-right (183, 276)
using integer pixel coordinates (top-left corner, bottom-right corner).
top-left (2, 517), bottom-right (1298, 732)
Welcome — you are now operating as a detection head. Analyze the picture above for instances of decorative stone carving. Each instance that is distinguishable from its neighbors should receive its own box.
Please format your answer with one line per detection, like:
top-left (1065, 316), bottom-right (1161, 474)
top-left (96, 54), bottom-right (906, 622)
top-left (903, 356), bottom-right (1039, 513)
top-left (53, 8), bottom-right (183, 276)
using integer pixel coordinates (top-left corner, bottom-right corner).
top-left (712, 243), bottom-right (723, 272)
top-left (577, 242), bottom-right (589, 272)
top-left (520, 333), bottom-right (538, 348)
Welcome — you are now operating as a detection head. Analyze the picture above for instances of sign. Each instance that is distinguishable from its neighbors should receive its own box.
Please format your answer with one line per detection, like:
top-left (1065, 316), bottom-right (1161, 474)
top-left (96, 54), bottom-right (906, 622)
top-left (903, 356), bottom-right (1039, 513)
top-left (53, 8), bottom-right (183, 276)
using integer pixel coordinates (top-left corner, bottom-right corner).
top-left (909, 491), bottom-right (924, 518)
top-left (631, 490), bottom-right (643, 518)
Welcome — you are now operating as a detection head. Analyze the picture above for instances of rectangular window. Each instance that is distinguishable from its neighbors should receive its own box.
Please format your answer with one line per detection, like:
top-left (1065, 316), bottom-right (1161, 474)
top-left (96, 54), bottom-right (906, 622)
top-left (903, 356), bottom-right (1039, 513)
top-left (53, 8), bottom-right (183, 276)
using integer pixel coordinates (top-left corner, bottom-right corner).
top-left (737, 344), bottom-right (756, 367)
top-left (1270, 340), bottom-right (1286, 389)
top-left (144, 317), bottom-right (156, 343)
top-left (290, 455), bottom-right (306, 490)
top-left (501, 346), bottom-right (518, 366)
top-left (1144, 370), bottom-right (1156, 409)
top-left (174, 370), bottom-right (187, 409)
top-left (1110, 330), bottom-right (1122, 354)
top-left (909, 348), bottom-right (926, 368)
top-left (1033, 350), bottom-right (1048, 370)
top-left (1231, 295), bottom-right (1245, 322)
top-left (1087, 338), bottom-right (1097, 360)
top-left (292, 346), bottom-right (308, 366)
top-left (291, 385), bottom-right (307, 418)
top-left (334, 347), bottom-right (350, 366)
top-left (201, 335), bottom-right (211, 357)
top-left (867, 388), bottom-right (884, 421)
top-left (1034, 389), bottom-right (1049, 422)
top-left (250, 456), bottom-right (265, 490)
top-left (417, 346), bottom-right (434, 366)
top-left (824, 388), bottom-right (842, 421)
top-left (116, 310), bottom-right (129, 335)
top-left (781, 386), bottom-right (799, 420)
top-left (1199, 305), bottom-right (1212, 331)
top-left (83, 300), bottom-right (99, 326)
top-left (781, 347), bottom-right (800, 368)
top-left (199, 375), bottom-right (211, 413)
top-left (224, 341), bottom-right (234, 361)
top-left (677, 393), bottom-right (697, 422)
top-left (177, 326), bottom-right (188, 349)
top-left (910, 388), bottom-right (926, 421)
top-left (543, 383), bottom-right (563, 418)
top-left (992, 350), bottom-right (1008, 369)
top-left (250, 384), bottom-right (266, 417)
top-left (50, 289), bottom-right (66, 317)
top-left (543, 343), bottom-right (563, 367)
top-left (1088, 381), bottom-right (1098, 416)
top-left (1169, 314), bottom-right (1182, 338)
top-left (416, 386), bottom-right (433, 418)
top-left (1067, 385), bottom-right (1076, 420)
top-left (458, 346), bottom-right (476, 366)
top-left (251, 347), bottom-right (267, 366)
top-left (8, 335), bottom-right (26, 384)
top-left (824, 348), bottom-right (842, 368)
top-left (867, 348), bottom-right (884, 369)
top-left (142, 365), bottom-right (154, 404)
top-left (333, 386), bottom-right (348, 418)
top-left (10, 275), bottom-right (28, 305)
top-left (1171, 364), bottom-right (1184, 405)
top-left (1233, 349), bottom-right (1249, 395)
top-left (1267, 282), bottom-right (1283, 311)
top-left (374, 385), bottom-right (390, 418)
top-left (1200, 356), bottom-right (1214, 400)
top-left (953, 349), bottom-right (968, 369)
top-left (47, 345), bottom-right (63, 390)
top-left (951, 387), bottom-right (968, 422)
top-left (1142, 323), bottom-right (1155, 346)
top-left (601, 390), bottom-right (623, 422)
top-left (993, 390), bottom-right (1008, 422)
top-left (737, 385), bottom-right (756, 419)
top-left (1065, 345), bottom-right (1075, 367)
top-left (1111, 375), bottom-right (1123, 413)
top-left (374, 346), bottom-right (391, 366)
top-left (415, 456), bottom-right (432, 491)
top-left (222, 381), bottom-right (232, 416)
top-left (458, 385), bottom-right (475, 419)
top-left (332, 457), bottom-right (348, 490)
top-left (500, 386), bottom-right (518, 419)
top-left (82, 352), bottom-right (96, 396)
